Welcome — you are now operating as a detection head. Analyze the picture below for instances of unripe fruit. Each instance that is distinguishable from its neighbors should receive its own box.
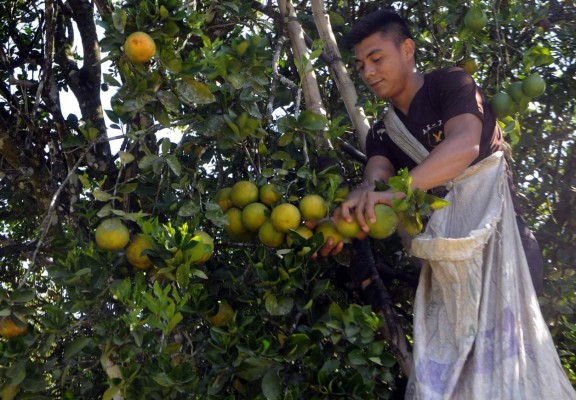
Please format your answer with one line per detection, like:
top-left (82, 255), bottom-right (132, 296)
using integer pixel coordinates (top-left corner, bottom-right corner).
top-left (522, 73), bottom-right (546, 99)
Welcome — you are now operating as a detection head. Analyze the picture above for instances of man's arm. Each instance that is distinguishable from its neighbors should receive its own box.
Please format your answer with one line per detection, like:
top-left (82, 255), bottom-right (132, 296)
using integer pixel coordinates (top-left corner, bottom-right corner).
top-left (409, 113), bottom-right (481, 191)
top-left (340, 112), bottom-right (482, 232)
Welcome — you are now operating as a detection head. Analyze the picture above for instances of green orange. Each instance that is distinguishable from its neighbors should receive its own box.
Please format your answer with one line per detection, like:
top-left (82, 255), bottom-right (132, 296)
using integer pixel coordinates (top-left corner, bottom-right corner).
top-left (365, 204), bottom-right (399, 239)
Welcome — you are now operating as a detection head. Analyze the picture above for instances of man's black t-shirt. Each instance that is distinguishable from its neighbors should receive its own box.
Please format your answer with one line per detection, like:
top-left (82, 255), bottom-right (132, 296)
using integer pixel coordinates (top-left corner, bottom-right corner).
top-left (365, 67), bottom-right (503, 172)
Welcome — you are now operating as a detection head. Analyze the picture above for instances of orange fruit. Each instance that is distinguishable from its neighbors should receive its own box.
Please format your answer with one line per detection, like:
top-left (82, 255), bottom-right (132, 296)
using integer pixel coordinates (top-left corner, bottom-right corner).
top-left (207, 302), bottom-right (234, 327)
top-left (464, 8), bottom-right (488, 32)
top-left (95, 218), bottom-right (130, 251)
top-left (334, 214), bottom-right (361, 239)
top-left (490, 92), bottom-right (513, 118)
top-left (124, 31), bottom-right (156, 64)
top-left (259, 183), bottom-right (282, 206)
top-left (461, 59), bottom-right (478, 75)
top-left (214, 187), bottom-right (233, 212)
top-left (224, 207), bottom-right (248, 236)
top-left (314, 220), bottom-right (344, 245)
top-left (270, 203), bottom-right (301, 233)
top-left (187, 230), bottom-right (214, 264)
top-left (522, 73), bottom-right (546, 98)
top-left (286, 225), bottom-right (314, 247)
top-left (258, 220), bottom-right (286, 248)
top-left (299, 194), bottom-right (328, 223)
top-left (365, 204), bottom-right (399, 239)
top-left (230, 180), bottom-right (259, 209)
top-left (126, 235), bottom-right (153, 269)
top-left (0, 314), bottom-right (27, 338)
top-left (507, 82), bottom-right (527, 103)
top-left (241, 202), bottom-right (269, 232)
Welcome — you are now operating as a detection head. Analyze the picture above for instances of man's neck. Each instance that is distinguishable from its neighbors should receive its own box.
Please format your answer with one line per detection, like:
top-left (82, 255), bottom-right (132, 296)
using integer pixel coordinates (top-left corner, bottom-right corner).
top-left (391, 70), bottom-right (424, 116)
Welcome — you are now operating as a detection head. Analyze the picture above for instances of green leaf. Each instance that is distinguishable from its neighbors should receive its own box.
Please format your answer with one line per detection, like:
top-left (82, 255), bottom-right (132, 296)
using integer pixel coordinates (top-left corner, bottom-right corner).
top-left (297, 110), bottom-right (327, 131)
top-left (112, 9), bottom-right (127, 33)
top-left (262, 368), bottom-right (281, 400)
top-left (177, 77), bottom-right (216, 105)
top-left (6, 359), bottom-right (26, 385)
top-left (236, 357), bottom-right (274, 381)
top-left (63, 337), bottom-right (91, 359)
top-left (10, 289), bottom-right (35, 303)
top-left (165, 155), bottom-right (182, 176)
top-left (157, 90), bottom-right (181, 113)
top-left (278, 131), bottom-right (294, 147)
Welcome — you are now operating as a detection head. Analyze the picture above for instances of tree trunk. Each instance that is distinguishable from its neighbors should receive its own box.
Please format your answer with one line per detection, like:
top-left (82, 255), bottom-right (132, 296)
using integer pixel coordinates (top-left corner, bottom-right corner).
top-left (310, 0), bottom-right (370, 153)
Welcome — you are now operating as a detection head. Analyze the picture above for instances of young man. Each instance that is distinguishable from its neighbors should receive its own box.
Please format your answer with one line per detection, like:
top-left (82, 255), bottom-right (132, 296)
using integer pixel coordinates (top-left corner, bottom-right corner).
top-left (329, 9), bottom-right (576, 399)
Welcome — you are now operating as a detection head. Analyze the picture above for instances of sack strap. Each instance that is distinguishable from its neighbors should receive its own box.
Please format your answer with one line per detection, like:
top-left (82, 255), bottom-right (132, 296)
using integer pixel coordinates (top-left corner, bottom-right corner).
top-left (383, 107), bottom-right (429, 164)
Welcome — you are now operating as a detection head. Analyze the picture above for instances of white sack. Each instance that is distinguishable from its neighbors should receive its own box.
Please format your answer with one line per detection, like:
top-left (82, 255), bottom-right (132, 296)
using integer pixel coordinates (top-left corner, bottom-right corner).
top-left (405, 152), bottom-right (576, 399)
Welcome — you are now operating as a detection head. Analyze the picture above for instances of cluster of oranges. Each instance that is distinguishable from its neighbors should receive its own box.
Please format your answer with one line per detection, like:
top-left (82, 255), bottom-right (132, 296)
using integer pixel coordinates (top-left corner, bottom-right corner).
top-left (94, 218), bottom-right (214, 269)
top-left (215, 180), bottom-right (399, 250)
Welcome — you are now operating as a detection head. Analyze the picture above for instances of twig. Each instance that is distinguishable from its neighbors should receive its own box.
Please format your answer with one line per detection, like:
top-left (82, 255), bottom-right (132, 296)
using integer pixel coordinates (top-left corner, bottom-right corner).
top-left (19, 142), bottom-right (94, 289)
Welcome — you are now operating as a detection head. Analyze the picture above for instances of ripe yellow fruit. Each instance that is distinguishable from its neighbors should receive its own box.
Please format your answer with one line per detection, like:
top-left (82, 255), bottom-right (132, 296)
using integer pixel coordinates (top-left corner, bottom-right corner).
top-left (258, 220), bottom-right (286, 248)
top-left (224, 207), bottom-right (248, 237)
top-left (299, 194), bottom-right (328, 223)
top-left (241, 202), bottom-right (269, 232)
top-left (315, 220), bottom-right (344, 245)
top-left (214, 187), bottom-right (233, 212)
top-left (126, 235), bottom-right (153, 269)
top-left (230, 180), bottom-right (259, 209)
top-left (124, 31), bottom-right (156, 64)
top-left (522, 73), bottom-right (546, 98)
top-left (461, 59), bottom-right (478, 75)
top-left (207, 302), bottom-right (234, 327)
top-left (286, 225), bottom-right (314, 247)
top-left (334, 215), bottom-right (361, 239)
top-left (95, 218), bottom-right (130, 251)
top-left (259, 183), bottom-right (282, 206)
top-left (187, 230), bottom-right (214, 264)
top-left (270, 203), bottom-right (301, 233)
top-left (0, 314), bottom-right (27, 338)
top-left (365, 204), bottom-right (399, 239)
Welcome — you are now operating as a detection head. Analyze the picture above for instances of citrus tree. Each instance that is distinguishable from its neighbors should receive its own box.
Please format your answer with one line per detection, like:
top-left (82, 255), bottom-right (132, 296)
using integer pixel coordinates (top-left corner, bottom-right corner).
top-left (1, 0), bottom-right (575, 398)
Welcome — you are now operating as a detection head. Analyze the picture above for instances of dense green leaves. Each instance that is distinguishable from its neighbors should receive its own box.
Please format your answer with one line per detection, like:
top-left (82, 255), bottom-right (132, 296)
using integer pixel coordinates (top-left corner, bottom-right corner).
top-left (0, 0), bottom-right (574, 398)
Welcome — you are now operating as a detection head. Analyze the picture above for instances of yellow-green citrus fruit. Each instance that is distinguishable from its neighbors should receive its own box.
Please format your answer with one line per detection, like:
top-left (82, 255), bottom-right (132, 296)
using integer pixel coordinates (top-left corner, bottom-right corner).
top-left (464, 8), bottom-right (488, 32)
top-left (270, 203), bottom-right (301, 233)
top-left (490, 92), bottom-right (513, 118)
top-left (224, 207), bottom-right (248, 236)
top-left (365, 204), bottom-right (399, 239)
top-left (461, 59), bottom-right (478, 75)
top-left (398, 211), bottom-right (424, 237)
top-left (334, 185), bottom-right (350, 202)
top-left (259, 183), bottom-right (282, 206)
top-left (241, 202), bottom-right (269, 232)
top-left (126, 235), bottom-right (153, 269)
top-left (207, 302), bottom-right (234, 327)
top-left (0, 314), bottom-right (27, 338)
top-left (258, 220), bottom-right (286, 248)
top-left (507, 82), bottom-right (527, 103)
top-left (95, 218), bottom-right (130, 251)
top-left (286, 225), bottom-right (314, 247)
top-left (187, 230), bottom-right (214, 264)
top-left (522, 73), bottom-right (546, 98)
top-left (314, 220), bottom-right (344, 245)
top-left (230, 180), bottom-right (259, 209)
top-left (124, 31), bottom-right (156, 64)
top-left (214, 187), bottom-right (233, 212)
top-left (334, 215), bottom-right (362, 239)
top-left (299, 194), bottom-right (328, 223)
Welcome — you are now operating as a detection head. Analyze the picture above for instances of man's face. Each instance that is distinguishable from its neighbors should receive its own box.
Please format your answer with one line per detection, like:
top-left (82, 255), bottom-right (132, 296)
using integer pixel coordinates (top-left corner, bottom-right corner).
top-left (354, 32), bottom-right (413, 100)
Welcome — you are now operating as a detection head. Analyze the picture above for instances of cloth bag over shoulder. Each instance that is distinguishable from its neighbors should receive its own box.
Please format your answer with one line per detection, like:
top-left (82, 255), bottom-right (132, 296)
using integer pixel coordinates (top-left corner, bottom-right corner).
top-left (382, 108), bottom-right (576, 399)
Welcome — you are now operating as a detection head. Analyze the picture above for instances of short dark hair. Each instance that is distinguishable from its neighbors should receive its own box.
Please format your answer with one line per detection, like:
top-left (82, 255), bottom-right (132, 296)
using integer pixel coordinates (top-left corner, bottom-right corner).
top-left (346, 9), bottom-right (414, 49)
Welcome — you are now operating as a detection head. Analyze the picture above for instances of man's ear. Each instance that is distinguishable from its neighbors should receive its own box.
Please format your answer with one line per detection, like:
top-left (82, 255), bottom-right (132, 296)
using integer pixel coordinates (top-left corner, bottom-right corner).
top-left (401, 38), bottom-right (416, 61)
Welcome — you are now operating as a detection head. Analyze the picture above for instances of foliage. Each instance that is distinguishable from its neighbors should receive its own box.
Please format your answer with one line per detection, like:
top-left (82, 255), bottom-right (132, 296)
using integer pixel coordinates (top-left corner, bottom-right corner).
top-left (0, 0), bottom-right (575, 398)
